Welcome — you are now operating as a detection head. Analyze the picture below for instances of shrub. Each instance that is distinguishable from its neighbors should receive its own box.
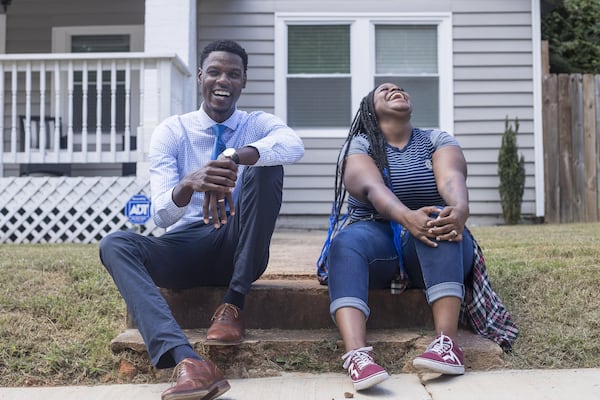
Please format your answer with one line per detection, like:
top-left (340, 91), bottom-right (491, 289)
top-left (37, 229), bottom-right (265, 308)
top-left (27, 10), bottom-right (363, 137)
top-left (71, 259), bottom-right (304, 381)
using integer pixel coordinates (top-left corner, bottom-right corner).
top-left (498, 116), bottom-right (525, 225)
top-left (542, 0), bottom-right (600, 73)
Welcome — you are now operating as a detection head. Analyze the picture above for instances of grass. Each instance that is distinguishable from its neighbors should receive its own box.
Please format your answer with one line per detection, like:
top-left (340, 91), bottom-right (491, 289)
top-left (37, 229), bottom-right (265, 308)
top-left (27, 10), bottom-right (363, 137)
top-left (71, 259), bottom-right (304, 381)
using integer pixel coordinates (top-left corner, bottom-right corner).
top-left (0, 222), bottom-right (599, 386)
top-left (0, 244), bottom-right (125, 386)
top-left (471, 223), bottom-right (600, 369)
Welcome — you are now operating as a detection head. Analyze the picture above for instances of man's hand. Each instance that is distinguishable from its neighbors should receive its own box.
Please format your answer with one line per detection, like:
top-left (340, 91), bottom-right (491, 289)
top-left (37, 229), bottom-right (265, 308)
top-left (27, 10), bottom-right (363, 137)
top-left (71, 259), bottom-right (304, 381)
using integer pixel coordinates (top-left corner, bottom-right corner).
top-left (195, 159), bottom-right (237, 228)
top-left (203, 190), bottom-right (235, 228)
top-left (182, 158), bottom-right (238, 194)
top-left (172, 158), bottom-right (238, 227)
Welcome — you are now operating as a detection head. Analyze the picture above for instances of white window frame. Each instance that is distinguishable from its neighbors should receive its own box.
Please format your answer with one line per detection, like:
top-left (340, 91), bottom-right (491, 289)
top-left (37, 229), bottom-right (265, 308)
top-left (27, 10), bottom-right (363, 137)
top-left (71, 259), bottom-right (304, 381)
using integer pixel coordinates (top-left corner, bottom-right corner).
top-left (51, 25), bottom-right (144, 53)
top-left (275, 13), bottom-right (453, 137)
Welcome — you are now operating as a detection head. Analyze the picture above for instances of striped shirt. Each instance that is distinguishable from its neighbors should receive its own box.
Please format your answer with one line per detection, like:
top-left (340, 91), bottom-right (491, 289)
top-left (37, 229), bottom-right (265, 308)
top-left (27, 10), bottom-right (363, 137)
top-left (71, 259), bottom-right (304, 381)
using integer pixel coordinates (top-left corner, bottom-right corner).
top-left (149, 106), bottom-right (304, 232)
top-left (346, 127), bottom-right (459, 222)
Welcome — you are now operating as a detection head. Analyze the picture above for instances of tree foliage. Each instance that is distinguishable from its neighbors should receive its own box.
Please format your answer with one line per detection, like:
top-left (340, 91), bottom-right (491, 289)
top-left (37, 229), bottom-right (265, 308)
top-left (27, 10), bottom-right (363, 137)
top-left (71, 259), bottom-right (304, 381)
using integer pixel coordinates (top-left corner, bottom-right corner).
top-left (498, 117), bottom-right (525, 225)
top-left (541, 0), bottom-right (600, 73)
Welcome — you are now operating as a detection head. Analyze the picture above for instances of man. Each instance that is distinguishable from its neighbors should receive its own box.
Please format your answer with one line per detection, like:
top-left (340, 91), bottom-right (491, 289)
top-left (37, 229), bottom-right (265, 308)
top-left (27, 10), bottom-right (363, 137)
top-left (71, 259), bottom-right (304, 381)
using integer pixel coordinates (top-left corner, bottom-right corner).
top-left (99, 39), bottom-right (304, 400)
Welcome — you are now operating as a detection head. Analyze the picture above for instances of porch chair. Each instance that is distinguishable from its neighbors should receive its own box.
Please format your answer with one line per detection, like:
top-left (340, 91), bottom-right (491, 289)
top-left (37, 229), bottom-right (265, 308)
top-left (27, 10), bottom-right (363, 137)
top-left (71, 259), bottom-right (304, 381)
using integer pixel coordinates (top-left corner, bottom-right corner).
top-left (18, 115), bottom-right (66, 151)
top-left (18, 115), bottom-right (70, 176)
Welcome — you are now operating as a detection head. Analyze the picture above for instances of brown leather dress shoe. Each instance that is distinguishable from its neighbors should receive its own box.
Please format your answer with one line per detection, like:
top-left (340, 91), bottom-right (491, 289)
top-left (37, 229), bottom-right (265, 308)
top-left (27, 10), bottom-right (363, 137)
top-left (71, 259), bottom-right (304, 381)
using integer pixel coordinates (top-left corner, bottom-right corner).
top-left (161, 358), bottom-right (230, 400)
top-left (206, 303), bottom-right (244, 345)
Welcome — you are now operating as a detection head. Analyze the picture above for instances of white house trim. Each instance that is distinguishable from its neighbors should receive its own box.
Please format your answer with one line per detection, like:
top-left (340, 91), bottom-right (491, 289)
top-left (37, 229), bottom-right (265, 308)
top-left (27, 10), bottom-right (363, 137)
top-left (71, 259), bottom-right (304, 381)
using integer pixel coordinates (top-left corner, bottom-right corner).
top-left (145, 0), bottom-right (197, 112)
top-left (274, 12), bottom-right (454, 138)
top-left (531, 0), bottom-right (544, 218)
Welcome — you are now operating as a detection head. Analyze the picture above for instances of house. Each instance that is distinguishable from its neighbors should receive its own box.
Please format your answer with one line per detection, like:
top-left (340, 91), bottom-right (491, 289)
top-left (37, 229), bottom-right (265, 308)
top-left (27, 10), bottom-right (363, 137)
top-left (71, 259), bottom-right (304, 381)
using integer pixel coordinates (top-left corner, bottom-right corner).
top-left (0, 0), bottom-right (544, 243)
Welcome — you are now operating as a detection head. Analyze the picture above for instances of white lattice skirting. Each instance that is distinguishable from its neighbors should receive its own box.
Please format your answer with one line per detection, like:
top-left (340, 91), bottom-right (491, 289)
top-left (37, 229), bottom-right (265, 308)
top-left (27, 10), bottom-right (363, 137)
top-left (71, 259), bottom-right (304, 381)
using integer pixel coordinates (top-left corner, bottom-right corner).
top-left (0, 177), bottom-right (165, 243)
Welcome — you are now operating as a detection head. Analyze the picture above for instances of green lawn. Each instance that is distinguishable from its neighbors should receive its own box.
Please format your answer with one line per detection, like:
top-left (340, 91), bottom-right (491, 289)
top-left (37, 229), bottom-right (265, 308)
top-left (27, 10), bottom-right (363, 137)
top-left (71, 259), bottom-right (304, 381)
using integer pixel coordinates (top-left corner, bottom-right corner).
top-left (471, 223), bottom-right (600, 369)
top-left (0, 222), bottom-right (599, 386)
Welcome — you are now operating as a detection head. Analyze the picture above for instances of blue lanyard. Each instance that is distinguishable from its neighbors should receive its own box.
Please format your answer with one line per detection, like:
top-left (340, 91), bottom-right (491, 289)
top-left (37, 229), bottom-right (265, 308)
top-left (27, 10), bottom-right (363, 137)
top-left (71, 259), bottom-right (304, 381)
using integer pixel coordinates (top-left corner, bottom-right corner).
top-left (383, 168), bottom-right (408, 292)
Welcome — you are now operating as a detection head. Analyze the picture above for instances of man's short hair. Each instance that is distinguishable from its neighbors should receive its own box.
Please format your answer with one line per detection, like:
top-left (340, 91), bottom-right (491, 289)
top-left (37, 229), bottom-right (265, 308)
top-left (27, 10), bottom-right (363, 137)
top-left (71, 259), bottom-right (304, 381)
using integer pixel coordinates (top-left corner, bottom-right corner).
top-left (200, 40), bottom-right (248, 73)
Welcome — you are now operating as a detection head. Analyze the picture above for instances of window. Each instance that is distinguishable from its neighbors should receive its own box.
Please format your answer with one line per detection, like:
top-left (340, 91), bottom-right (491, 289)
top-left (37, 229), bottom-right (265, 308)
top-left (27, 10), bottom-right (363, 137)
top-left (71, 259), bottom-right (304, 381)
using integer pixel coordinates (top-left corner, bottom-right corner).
top-left (287, 25), bottom-right (351, 128)
top-left (374, 25), bottom-right (438, 128)
top-left (275, 14), bottom-right (452, 134)
top-left (52, 25), bottom-right (143, 53)
top-left (71, 34), bottom-right (131, 53)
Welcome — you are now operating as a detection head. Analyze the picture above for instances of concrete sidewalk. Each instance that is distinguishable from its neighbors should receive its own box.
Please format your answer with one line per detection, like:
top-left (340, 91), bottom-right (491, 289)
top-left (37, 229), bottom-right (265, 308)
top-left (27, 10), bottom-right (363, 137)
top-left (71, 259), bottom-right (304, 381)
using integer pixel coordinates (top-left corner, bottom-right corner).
top-left (1, 369), bottom-right (599, 400)
top-left (264, 229), bottom-right (328, 276)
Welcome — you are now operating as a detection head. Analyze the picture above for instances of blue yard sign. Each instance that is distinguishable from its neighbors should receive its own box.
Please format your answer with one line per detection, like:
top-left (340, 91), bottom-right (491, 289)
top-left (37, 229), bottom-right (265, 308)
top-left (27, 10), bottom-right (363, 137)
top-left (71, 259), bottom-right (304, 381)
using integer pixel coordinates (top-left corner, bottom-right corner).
top-left (125, 194), bottom-right (151, 224)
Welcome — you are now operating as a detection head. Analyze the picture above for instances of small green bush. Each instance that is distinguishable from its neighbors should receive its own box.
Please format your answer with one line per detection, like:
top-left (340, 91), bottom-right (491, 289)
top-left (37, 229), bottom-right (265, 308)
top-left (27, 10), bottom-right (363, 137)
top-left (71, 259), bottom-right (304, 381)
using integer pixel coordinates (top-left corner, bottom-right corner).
top-left (498, 116), bottom-right (525, 225)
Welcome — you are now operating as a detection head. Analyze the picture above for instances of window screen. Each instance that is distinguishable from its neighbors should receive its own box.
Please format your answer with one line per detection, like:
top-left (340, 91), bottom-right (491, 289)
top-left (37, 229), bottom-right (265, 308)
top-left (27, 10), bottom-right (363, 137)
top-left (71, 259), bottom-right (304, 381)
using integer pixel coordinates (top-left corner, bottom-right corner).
top-left (71, 35), bottom-right (130, 53)
top-left (375, 25), bottom-right (439, 128)
top-left (287, 25), bottom-right (351, 128)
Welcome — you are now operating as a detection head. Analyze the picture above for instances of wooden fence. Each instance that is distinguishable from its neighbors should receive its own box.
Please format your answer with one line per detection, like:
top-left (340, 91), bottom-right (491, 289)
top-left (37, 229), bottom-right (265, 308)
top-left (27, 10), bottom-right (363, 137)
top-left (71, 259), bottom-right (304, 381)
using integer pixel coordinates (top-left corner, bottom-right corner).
top-left (542, 73), bottom-right (600, 223)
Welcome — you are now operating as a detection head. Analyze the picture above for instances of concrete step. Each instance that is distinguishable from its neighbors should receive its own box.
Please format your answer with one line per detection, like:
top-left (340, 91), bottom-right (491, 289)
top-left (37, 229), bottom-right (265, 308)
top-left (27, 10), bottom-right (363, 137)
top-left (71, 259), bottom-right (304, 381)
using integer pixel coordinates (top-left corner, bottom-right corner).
top-left (141, 277), bottom-right (434, 330)
top-left (115, 274), bottom-right (505, 379)
top-left (111, 328), bottom-right (506, 380)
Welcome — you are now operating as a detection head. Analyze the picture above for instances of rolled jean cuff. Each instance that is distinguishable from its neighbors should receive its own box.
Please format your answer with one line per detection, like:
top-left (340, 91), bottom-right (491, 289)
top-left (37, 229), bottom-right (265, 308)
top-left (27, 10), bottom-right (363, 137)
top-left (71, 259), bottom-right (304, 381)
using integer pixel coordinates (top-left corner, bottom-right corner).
top-left (330, 297), bottom-right (370, 323)
top-left (426, 282), bottom-right (464, 304)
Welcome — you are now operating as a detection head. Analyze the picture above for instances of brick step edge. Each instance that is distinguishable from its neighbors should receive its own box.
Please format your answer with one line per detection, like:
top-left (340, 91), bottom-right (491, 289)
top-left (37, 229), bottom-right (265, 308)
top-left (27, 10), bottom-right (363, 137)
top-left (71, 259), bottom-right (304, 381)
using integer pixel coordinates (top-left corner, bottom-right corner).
top-left (111, 328), bottom-right (505, 381)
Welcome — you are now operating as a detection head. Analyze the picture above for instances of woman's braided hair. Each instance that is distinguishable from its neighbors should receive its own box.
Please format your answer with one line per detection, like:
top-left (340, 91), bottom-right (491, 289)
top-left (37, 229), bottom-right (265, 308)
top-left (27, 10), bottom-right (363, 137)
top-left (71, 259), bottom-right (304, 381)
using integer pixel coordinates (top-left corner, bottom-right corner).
top-left (331, 87), bottom-right (391, 223)
top-left (317, 86), bottom-right (393, 280)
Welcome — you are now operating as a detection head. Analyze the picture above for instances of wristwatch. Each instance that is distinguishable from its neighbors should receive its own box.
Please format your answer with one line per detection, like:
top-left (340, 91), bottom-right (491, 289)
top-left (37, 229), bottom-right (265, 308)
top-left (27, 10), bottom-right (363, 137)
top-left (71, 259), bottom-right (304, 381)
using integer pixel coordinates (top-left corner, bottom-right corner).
top-left (221, 148), bottom-right (240, 164)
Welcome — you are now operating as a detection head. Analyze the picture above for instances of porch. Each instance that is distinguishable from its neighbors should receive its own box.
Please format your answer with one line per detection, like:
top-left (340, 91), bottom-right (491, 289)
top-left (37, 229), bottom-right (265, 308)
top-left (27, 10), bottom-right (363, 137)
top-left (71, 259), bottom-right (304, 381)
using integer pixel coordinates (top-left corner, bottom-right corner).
top-left (0, 52), bottom-right (192, 243)
top-left (0, 52), bottom-right (192, 176)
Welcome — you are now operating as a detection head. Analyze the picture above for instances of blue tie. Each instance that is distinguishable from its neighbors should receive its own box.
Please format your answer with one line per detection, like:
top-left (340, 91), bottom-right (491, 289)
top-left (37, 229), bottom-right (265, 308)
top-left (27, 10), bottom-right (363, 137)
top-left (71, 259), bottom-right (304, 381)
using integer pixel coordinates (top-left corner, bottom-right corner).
top-left (211, 124), bottom-right (227, 160)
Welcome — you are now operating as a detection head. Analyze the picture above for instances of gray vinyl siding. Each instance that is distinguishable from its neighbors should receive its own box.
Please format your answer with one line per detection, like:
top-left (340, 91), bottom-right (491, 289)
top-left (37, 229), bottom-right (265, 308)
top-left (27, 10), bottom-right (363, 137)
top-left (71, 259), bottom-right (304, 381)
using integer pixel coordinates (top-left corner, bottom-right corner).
top-left (5, 0), bottom-right (144, 54)
top-left (197, 0), bottom-right (536, 223)
top-left (197, 4), bottom-right (276, 114)
top-left (283, 137), bottom-right (345, 214)
top-left (452, 0), bottom-right (535, 220)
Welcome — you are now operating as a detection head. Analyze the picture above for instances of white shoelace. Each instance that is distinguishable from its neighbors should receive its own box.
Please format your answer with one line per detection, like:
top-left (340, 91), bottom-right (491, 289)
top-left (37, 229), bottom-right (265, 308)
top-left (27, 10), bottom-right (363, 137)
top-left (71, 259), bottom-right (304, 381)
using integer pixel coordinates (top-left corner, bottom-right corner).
top-left (427, 333), bottom-right (454, 355)
top-left (342, 346), bottom-right (374, 370)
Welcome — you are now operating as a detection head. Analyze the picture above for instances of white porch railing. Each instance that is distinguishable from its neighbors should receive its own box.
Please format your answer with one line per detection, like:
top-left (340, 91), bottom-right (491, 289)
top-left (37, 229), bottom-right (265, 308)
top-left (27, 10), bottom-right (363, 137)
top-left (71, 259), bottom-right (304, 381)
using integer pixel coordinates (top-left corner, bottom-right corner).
top-left (0, 53), bottom-right (192, 174)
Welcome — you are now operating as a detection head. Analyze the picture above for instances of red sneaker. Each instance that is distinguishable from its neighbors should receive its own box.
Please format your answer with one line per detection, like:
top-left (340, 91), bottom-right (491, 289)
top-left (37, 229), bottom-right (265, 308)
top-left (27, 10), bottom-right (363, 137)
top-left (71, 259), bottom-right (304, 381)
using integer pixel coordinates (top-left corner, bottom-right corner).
top-left (342, 346), bottom-right (389, 390)
top-left (412, 333), bottom-right (465, 375)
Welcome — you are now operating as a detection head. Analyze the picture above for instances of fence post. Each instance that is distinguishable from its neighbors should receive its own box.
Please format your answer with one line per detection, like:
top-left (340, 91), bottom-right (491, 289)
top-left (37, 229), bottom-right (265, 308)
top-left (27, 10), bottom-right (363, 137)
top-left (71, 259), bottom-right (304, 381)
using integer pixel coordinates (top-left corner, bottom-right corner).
top-left (595, 75), bottom-right (600, 221)
top-left (582, 74), bottom-right (598, 222)
top-left (569, 74), bottom-right (585, 223)
top-left (558, 74), bottom-right (574, 222)
top-left (543, 74), bottom-right (559, 223)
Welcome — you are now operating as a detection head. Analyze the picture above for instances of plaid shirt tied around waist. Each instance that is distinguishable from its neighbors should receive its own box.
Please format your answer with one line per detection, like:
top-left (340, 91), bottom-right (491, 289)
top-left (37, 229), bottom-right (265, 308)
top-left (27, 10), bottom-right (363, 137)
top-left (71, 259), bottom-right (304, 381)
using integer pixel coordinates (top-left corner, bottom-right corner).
top-left (460, 237), bottom-right (519, 351)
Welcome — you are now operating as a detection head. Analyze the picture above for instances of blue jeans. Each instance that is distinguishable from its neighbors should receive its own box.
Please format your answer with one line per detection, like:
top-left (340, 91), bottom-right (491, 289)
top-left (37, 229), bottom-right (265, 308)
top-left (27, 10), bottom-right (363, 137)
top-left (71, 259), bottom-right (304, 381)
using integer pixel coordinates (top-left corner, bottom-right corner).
top-left (99, 166), bottom-right (283, 368)
top-left (327, 220), bottom-right (474, 319)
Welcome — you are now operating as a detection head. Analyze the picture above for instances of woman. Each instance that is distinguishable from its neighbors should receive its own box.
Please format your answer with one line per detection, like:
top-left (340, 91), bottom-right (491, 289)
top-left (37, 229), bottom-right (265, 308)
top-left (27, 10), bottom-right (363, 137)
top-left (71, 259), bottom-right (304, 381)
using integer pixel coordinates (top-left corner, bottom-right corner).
top-left (320, 83), bottom-right (516, 390)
